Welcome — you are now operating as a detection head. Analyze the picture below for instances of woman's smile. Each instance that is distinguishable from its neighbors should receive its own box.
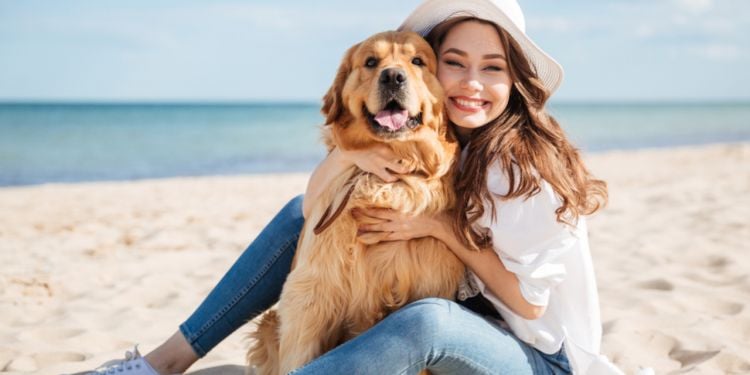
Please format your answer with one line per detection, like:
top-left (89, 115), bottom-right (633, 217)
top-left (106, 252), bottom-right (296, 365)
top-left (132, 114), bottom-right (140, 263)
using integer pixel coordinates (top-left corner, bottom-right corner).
top-left (449, 96), bottom-right (491, 113)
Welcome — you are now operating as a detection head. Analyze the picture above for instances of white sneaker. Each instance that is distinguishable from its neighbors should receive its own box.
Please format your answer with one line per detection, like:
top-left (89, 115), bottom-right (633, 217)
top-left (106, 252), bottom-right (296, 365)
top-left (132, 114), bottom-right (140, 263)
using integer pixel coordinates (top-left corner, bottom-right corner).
top-left (70, 345), bottom-right (160, 375)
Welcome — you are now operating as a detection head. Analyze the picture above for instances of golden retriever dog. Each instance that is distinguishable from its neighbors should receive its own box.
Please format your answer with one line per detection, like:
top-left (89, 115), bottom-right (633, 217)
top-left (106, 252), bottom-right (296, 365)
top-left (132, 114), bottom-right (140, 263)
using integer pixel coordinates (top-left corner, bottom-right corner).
top-left (246, 30), bottom-right (465, 375)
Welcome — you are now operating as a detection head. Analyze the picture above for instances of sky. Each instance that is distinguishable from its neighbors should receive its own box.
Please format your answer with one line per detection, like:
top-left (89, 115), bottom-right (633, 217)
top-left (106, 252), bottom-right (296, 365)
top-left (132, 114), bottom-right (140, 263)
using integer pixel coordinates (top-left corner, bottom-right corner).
top-left (0, 0), bottom-right (748, 103)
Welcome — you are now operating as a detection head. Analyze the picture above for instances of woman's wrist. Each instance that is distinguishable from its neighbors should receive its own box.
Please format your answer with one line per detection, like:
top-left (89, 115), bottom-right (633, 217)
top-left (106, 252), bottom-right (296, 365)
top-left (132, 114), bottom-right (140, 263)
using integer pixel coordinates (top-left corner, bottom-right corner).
top-left (430, 214), bottom-right (454, 245)
top-left (332, 147), bottom-right (355, 169)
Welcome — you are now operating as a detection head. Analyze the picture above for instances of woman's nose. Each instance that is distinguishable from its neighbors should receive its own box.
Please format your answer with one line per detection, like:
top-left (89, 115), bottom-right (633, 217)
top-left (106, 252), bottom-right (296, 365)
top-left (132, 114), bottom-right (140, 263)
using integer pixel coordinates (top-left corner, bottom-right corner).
top-left (460, 71), bottom-right (482, 91)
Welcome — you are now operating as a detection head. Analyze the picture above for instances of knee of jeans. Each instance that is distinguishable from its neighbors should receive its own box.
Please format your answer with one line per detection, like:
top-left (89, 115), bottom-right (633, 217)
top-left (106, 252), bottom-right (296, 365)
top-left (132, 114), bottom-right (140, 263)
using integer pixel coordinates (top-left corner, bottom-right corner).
top-left (396, 298), bottom-right (457, 342)
top-left (283, 194), bottom-right (305, 220)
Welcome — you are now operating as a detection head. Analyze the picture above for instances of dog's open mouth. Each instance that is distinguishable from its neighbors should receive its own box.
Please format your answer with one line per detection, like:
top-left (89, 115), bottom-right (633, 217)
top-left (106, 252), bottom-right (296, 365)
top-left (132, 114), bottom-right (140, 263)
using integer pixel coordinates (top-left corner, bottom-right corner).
top-left (365, 101), bottom-right (422, 136)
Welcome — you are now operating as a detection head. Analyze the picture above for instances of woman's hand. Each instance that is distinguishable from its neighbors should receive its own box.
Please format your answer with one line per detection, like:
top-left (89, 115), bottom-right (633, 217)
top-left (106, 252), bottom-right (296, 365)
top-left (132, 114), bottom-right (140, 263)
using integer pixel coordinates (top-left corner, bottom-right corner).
top-left (341, 145), bottom-right (410, 183)
top-left (352, 208), bottom-right (447, 245)
top-left (303, 145), bottom-right (409, 218)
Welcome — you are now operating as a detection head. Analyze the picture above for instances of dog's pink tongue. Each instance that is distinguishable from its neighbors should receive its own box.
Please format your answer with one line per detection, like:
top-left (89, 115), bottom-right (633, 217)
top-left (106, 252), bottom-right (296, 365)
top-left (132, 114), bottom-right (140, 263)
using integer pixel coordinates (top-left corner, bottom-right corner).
top-left (374, 109), bottom-right (409, 130)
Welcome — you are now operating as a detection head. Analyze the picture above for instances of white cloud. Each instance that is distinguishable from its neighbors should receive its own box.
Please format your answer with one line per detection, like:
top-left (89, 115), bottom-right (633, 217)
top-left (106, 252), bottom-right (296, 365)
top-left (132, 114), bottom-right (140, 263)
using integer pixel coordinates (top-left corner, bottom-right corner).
top-left (195, 4), bottom-right (301, 32)
top-left (623, 2), bottom-right (739, 41)
top-left (674, 0), bottom-right (713, 13)
top-left (699, 19), bottom-right (737, 36)
top-left (634, 25), bottom-right (656, 38)
top-left (185, 3), bottom-right (404, 33)
top-left (691, 43), bottom-right (741, 61)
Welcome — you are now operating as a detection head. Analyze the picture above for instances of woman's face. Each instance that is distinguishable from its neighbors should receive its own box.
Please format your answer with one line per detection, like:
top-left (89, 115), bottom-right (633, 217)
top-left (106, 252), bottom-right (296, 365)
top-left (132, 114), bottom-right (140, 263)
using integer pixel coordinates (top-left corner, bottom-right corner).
top-left (436, 21), bottom-right (513, 137)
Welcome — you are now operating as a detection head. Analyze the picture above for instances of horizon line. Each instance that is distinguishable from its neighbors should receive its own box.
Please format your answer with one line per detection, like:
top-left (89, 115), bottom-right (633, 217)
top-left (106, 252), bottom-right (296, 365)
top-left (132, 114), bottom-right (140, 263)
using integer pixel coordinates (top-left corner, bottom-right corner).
top-left (1, 99), bottom-right (749, 106)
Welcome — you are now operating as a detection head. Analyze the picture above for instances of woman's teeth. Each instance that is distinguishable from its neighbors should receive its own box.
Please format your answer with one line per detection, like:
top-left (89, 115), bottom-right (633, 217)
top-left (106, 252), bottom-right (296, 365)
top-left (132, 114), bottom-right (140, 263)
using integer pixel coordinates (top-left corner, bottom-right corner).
top-left (455, 98), bottom-right (485, 108)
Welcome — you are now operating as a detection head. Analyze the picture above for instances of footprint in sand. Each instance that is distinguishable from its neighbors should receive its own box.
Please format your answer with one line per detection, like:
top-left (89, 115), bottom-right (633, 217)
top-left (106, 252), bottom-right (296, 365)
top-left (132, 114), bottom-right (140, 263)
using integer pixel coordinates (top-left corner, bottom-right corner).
top-left (684, 272), bottom-right (748, 287)
top-left (602, 319), bottom-right (618, 335)
top-left (715, 301), bottom-right (744, 316)
top-left (6, 356), bottom-right (37, 372)
top-left (0, 351), bottom-right (16, 372)
top-left (17, 327), bottom-right (85, 342)
top-left (705, 255), bottom-right (729, 269)
top-left (668, 348), bottom-right (721, 369)
top-left (32, 351), bottom-right (86, 368)
top-left (636, 278), bottom-right (675, 291)
top-left (693, 297), bottom-right (745, 316)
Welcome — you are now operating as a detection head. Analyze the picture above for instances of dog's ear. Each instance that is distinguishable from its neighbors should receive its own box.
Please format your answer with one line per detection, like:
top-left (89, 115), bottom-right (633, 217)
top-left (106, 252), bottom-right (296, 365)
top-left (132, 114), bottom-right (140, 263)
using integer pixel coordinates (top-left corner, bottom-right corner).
top-left (322, 43), bottom-right (359, 125)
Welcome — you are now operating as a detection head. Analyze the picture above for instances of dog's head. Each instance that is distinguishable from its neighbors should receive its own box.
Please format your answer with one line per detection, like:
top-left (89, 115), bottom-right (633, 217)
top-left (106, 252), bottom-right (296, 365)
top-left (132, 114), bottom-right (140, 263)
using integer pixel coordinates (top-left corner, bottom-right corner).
top-left (322, 31), bottom-right (445, 148)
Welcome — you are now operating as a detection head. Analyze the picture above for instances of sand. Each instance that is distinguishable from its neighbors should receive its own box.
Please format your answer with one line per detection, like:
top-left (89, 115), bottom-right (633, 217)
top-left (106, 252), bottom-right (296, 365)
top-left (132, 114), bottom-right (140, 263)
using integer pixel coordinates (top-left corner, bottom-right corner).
top-left (0, 142), bottom-right (748, 375)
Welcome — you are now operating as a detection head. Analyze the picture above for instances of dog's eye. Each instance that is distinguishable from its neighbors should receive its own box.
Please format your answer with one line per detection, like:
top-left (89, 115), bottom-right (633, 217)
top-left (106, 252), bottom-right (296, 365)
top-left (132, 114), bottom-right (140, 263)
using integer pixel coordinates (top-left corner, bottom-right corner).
top-left (365, 57), bottom-right (379, 68)
top-left (412, 57), bottom-right (424, 66)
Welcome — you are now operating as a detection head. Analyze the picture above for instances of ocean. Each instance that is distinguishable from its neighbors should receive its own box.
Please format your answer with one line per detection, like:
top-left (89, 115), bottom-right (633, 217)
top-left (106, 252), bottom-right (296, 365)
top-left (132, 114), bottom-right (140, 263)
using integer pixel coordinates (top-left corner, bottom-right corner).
top-left (1, 102), bottom-right (748, 187)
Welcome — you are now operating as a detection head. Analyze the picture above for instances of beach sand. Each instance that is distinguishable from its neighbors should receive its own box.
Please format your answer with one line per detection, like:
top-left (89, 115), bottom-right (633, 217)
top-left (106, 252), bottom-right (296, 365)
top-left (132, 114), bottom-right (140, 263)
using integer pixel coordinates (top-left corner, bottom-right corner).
top-left (1, 142), bottom-right (748, 375)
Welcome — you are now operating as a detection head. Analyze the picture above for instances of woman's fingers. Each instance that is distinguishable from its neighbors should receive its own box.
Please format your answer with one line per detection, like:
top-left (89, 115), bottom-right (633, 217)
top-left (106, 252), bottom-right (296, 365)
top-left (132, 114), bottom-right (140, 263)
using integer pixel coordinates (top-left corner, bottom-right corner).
top-left (383, 231), bottom-right (408, 241)
top-left (352, 212), bottom-right (386, 225)
top-left (390, 159), bottom-right (411, 175)
top-left (356, 231), bottom-right (390, 245)
top-left (378, 168), bottom-right (398, 183)
top-left (352, 207), bottom-right (422, 244)
top-left (356, 216), bottom-right (409, 233)
top-left (381, 156), bottom-right (407, 182)
top-left (358, 222), bottom-right (393, 232)
top-left (369, 146), bottom-right (408, 176)
top-left (355, 207), bottom-right (399, 220)
top-left (346, 144), bottom-right (410, 181)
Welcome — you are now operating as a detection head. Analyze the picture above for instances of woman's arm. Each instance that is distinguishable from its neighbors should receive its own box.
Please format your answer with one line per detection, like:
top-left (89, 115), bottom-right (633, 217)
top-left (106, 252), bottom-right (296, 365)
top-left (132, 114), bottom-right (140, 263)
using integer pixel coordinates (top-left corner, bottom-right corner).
top-left (352, 209), bottom-right (545, 320)
top-left (431, 217), bottom-right (546, 320)
top-left (303, 148), bottom-right (353, 219)
top-left (303, 146), bottom-right (410, 219)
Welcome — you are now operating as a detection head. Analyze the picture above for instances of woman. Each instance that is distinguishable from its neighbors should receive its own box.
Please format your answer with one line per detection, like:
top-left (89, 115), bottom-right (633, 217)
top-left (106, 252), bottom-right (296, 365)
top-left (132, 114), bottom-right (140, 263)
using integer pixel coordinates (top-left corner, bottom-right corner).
top-left (86, 0), bottom-right (622, 374)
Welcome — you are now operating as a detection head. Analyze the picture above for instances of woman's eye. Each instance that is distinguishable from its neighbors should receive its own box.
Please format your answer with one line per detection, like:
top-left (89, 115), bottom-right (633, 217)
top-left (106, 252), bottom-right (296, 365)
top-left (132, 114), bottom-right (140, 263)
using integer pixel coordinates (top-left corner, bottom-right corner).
top-left (365, 57), bottom-right (378, 68)
top-left (444, 60), bottom-right (463, 67)
top-left (485, 65), bottom-right (503, 72)
top-left (412, 57), bottom-right (424, 66)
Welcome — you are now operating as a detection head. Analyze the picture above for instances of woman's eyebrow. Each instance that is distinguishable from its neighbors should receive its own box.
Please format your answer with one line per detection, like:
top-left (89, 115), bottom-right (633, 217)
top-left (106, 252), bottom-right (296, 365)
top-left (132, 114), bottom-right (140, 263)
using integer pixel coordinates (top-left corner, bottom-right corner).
top-left (483, 53), bottom-right (506, 60)
top-left (443, 47), bottom-right (467, 56)
top-left (442, 48), bottom-right (506, 60)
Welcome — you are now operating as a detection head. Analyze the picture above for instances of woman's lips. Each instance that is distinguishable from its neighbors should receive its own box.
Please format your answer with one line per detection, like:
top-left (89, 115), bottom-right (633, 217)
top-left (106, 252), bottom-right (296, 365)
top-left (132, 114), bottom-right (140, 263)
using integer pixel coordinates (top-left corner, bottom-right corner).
top-left (450, 97), bottom-right (489, 113)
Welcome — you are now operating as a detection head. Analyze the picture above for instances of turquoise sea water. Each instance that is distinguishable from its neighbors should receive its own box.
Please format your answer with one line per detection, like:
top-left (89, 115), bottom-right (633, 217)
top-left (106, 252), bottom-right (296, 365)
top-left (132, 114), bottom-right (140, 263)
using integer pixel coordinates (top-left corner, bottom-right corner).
top-left (1, 102), bottom-right (748, 186)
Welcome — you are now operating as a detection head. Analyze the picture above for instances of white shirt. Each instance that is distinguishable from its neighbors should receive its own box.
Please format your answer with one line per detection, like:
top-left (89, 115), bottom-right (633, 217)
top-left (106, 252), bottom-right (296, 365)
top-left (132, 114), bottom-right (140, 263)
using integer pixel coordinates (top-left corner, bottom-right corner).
top-left (457, 157), bottom-right (623, 375)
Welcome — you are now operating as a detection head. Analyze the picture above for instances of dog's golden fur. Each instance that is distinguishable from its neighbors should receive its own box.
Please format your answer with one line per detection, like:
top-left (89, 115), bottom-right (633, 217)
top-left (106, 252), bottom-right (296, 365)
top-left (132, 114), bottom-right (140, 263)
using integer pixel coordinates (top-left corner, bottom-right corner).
top-left (246, 31), bottom-right (465, 375)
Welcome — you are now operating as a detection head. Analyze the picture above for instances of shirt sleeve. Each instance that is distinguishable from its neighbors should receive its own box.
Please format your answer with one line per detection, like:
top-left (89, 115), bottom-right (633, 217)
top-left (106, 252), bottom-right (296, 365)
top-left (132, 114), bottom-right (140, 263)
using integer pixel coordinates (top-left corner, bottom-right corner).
top-left (483, 166), bottom-right (578, 307)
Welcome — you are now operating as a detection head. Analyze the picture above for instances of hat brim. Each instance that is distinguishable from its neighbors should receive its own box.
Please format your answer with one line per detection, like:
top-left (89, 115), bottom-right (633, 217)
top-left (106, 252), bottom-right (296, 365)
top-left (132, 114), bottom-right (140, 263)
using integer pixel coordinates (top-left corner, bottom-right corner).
top-left (398, 0), bottom-right (564, 94)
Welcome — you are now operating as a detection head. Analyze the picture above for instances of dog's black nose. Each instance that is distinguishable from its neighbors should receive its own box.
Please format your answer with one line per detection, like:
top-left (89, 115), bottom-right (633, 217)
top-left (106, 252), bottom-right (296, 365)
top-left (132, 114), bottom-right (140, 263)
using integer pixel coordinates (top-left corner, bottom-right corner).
top-left (379, 68), bottom-right (407, 89)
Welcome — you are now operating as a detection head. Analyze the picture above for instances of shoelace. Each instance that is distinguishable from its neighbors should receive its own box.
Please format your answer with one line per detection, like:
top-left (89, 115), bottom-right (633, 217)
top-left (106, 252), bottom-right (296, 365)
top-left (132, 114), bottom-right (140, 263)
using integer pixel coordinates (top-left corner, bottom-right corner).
top-left (92, 345), bottom-right (147, 374)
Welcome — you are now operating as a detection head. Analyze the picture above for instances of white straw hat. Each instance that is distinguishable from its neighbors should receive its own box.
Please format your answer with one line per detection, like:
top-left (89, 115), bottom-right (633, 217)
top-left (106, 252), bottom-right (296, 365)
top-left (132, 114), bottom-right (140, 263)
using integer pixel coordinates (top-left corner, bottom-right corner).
top-left (398, 0), bottom-right (564, 94)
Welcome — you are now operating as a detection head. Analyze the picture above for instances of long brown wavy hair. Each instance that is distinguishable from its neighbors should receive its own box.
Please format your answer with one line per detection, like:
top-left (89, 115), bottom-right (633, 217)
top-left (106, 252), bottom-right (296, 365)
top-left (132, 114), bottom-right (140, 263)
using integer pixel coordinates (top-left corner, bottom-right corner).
top-left (426, 17), bottom-right (608, 251)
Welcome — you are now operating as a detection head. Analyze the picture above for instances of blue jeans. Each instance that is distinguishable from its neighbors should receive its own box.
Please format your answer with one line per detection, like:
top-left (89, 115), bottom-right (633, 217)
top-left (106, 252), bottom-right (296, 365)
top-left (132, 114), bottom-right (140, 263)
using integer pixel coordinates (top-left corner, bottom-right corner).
top-left (179, 195), bottom-right (571, 374)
